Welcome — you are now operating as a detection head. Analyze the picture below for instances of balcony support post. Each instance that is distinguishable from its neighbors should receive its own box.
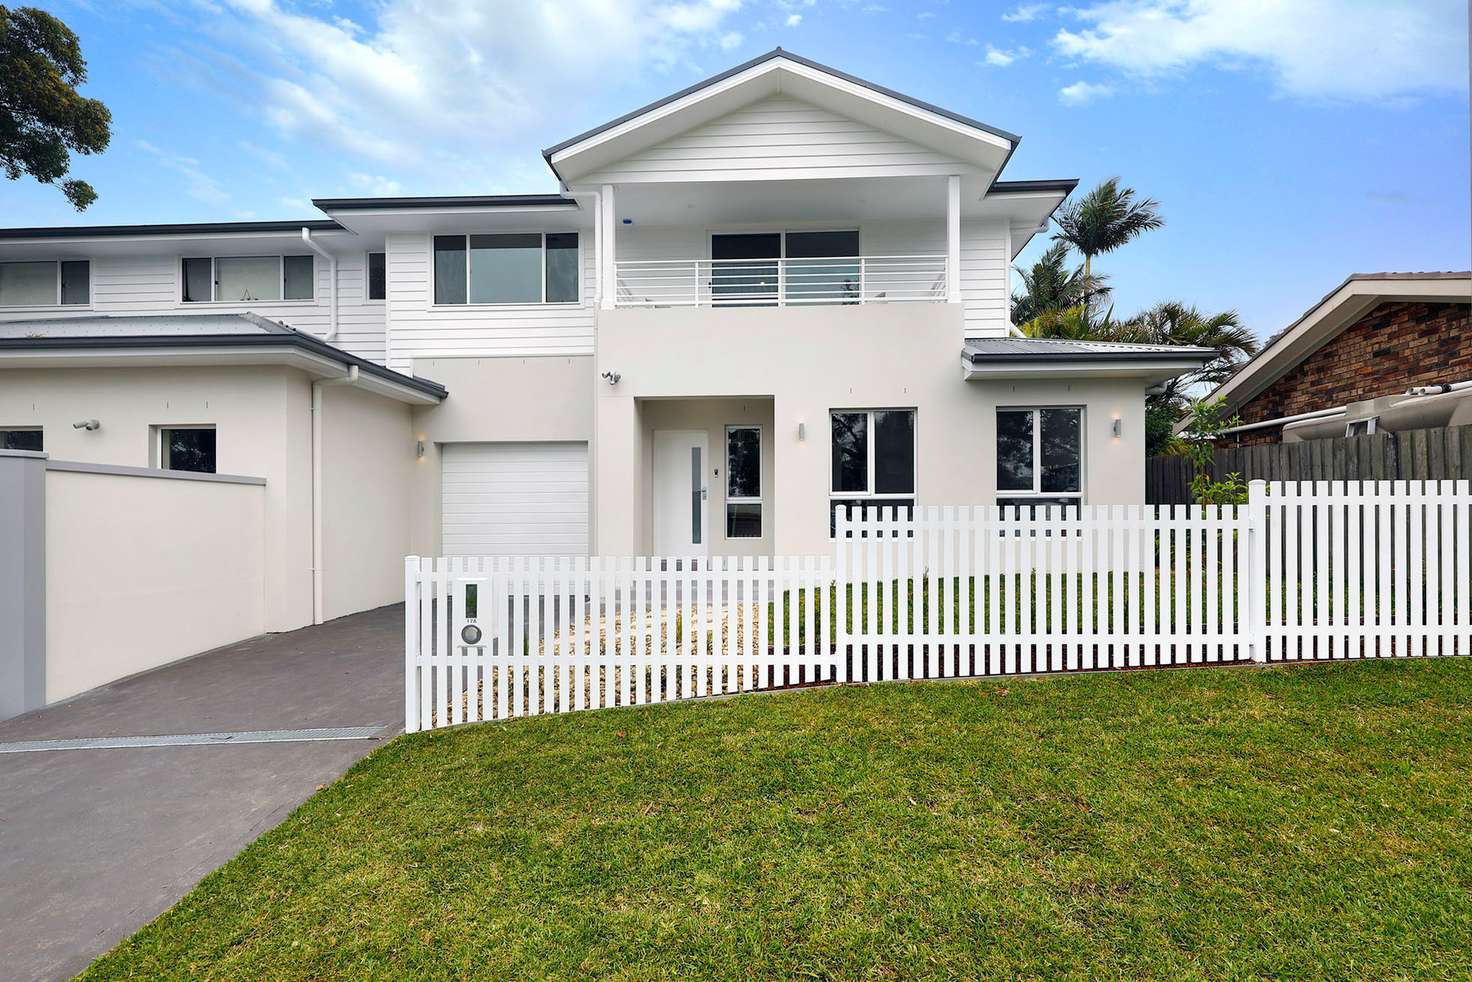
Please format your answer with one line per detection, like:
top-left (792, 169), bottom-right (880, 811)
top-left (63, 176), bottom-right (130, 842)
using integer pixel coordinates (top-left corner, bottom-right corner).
top-left (600, 184), bottom-right (616, 310)
top-left (945, 174), bottom-right (962, 304)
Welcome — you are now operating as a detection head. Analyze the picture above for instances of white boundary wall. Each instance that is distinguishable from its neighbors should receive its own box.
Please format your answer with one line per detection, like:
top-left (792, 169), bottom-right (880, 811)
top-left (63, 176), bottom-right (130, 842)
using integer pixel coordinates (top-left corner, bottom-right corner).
top-left (406, 480), bottom-right (1472, 732)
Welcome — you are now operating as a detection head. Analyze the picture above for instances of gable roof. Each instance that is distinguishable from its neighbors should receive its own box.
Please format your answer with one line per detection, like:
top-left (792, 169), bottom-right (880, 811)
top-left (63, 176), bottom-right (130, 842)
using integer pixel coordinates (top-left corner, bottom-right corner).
top-left (544, 48), bottom-right (1018, 186)
top-left (1204, 271), bottom-right (1472, 414)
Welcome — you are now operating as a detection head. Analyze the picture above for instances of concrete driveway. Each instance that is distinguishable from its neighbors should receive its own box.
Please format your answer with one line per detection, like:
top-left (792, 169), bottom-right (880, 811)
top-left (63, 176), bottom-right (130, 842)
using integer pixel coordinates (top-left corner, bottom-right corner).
top-left (0, 604), bottom-right (406, 982)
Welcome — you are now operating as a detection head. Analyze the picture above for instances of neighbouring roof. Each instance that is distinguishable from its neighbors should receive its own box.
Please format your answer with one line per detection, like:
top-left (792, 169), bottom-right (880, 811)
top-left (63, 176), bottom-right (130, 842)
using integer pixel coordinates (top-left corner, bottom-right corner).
top-left (0, 313), bottom-right (446, 402)
top-left (1202, 271), bottom-right (1472, 415)
top-left (0, 220), bottom-right (343, 240)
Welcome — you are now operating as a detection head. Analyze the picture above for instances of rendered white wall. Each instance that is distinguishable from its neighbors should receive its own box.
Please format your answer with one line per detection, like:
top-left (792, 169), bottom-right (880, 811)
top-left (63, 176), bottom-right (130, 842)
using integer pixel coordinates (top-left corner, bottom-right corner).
top-left (319, 384), bottom-right (415, 620)
top-left (43, 467), bottom-right (266, 703)
top-left (596, 304), bottom-right (1149, 556)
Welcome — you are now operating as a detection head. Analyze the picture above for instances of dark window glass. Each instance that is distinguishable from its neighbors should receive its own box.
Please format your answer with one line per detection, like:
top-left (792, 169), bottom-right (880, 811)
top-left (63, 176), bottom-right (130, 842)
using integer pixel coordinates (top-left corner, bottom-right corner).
top-left (60, 261), bottom-right (90, 305)
top-left (163, 428), bottom-right (216, 474)
top-left (711, 233), bottom-right (780, 305)
top-left (726, 427), bottom-right (761, 499)
top-left (830, 498), bottom-right (914, 537)
top-left (830, 412), bottom-right (868, 493)
top-left (726, 503), bottom-right (762, 538)
top-left (873, 410), bottom-right (914, 494)
top-left (433, 235), bottom-right (467, 305)
top-left (469, 233), bottom-right (541, 304)
top-left (181, 258), bottom-right (213, 303)
top-left (283, 255), bottom-right (314, 300)
top-left (996, 410), bottom-right (1034, 492)
top-left (1, 429), bottom-right (42, 451)
top-left (785, 230), bottom-right (860, 304)
top-left (545, 233), bottom-right (579, 303)
top-left (367, 252), bottom-right (386, 300)
top-left (1040, 408), bottom-right (1082, 493)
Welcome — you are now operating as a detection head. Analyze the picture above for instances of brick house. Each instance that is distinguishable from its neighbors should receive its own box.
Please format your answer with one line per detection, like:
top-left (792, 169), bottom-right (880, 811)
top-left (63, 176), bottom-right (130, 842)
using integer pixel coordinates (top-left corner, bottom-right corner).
top-left (1203, 272), bottom-right (1472, 446)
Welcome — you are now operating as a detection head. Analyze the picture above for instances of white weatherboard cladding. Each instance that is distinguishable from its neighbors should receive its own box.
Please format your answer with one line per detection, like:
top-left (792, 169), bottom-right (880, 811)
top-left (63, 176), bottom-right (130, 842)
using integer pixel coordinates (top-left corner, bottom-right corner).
top-left (0, 252), bottom-right (388, 364)
top-left (440, 442), bottom-right (590, 557)
top-left (581, 95), bottom-right (971, 184)
top-left (385, 233), bottom-right (597, 369)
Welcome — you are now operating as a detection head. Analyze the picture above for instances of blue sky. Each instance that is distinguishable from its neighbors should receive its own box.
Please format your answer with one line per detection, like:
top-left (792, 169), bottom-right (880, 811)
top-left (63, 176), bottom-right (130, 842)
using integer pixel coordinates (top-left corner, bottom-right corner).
top-left (5, 0), bottom-right (1468, 337)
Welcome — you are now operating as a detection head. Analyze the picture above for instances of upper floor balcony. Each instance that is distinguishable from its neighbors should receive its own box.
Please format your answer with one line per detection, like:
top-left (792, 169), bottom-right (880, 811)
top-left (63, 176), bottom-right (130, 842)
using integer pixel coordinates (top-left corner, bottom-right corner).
top-left (615, 251), bottom-right (948, 308)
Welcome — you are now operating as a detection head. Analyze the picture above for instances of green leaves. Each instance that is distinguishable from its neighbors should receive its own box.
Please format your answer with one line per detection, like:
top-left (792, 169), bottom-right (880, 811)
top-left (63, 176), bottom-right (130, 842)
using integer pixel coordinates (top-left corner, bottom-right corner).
top-left (1, 5), bottom-right (112, 210)
top-left (1051, 176), bottom-right (1164, 271)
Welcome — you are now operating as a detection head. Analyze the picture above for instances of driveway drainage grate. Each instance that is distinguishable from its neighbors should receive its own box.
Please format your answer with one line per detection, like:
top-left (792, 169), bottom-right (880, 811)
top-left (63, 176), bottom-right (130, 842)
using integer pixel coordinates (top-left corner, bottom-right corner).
top-left (0, 726), bottom-right (389, 754)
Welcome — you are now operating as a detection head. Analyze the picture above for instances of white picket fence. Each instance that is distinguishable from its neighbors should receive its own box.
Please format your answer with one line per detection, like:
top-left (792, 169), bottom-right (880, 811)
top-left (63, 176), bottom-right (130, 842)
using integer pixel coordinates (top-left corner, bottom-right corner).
top-left (405, 481), bottom-right (1472, 732)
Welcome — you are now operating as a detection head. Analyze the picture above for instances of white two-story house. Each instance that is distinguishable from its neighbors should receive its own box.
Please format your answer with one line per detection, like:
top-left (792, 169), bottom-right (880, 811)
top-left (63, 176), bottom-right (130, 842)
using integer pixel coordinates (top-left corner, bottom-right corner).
top-left (0, 50), bottom-right (1211, 635)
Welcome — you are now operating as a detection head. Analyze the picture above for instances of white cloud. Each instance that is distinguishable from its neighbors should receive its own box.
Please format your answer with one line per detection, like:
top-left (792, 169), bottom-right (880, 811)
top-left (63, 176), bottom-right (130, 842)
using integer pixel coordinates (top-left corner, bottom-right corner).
top-left (1058, 80), bottom-right (1114, 105)
top-left (719, 30), bottom-right (744, 48)
top-left (135, 139), bottom-right (232, 207)
top-left (199, 0), bottom-right (749, 169)
top-left (1053, 0), bottom-right (1467, 102)
top-left (982, 44), bottom-right (1028, 66)
top-left (348, 173), bottom-right (404, 196)
top-left (1002, 3), bottom-right (1045, 21)
top-left (785, 13), bottom-right (802, 26)
top-left (946, 29), bottom-right (979, 45)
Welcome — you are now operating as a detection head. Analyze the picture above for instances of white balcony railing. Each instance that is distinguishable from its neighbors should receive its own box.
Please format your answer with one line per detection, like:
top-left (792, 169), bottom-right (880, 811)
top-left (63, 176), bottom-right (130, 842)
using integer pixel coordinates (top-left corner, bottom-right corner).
top-left (614, 255), bottom-right (948, 308)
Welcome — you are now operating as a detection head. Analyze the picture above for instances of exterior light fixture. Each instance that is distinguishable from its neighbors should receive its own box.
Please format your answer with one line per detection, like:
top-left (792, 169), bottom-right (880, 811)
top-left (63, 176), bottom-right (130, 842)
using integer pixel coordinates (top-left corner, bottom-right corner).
top-left (797, 420), bottom-right (806, 442)
top-left (416, 439), bottom-right (426, 459)
top-left (1112, 417), bottom-right (1122, 438)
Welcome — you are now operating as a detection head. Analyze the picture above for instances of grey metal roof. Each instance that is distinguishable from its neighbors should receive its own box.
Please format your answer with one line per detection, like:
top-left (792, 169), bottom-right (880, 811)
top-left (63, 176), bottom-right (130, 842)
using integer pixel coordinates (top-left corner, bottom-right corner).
top-left (987, 180), bottom-right (1079, 196)
top-left (0, 313), bottom-right (447, 399)
top-left (542, 47), bottom-right (1021, 165)
top-left (0, 220), bottom-right (343, 240)
top-left (312, 194), bottom-right (575, 211)
top-left (964, 337), bottom-right (1217, 363)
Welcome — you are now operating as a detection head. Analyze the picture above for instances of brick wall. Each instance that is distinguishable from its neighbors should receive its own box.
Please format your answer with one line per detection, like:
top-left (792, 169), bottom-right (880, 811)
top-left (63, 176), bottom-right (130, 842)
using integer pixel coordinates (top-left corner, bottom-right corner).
top-left (1228, 300), bottom-right (1471, 445)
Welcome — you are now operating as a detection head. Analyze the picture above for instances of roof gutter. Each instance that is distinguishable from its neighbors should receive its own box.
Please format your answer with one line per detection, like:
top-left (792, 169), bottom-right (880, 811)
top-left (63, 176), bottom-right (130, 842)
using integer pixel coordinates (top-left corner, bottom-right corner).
top-left (300, 227), bottom-right (338, 342)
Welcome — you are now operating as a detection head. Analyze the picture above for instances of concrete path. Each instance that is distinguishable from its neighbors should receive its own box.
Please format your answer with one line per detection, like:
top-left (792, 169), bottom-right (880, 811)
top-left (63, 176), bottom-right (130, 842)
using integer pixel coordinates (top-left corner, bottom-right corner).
top-left (0, 604), bottom-right (406, 981)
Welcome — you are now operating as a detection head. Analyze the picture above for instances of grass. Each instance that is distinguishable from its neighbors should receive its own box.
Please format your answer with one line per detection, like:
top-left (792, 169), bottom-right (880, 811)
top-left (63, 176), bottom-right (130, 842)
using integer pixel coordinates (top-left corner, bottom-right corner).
top-left (84, 660), bottom-right (1472, 980)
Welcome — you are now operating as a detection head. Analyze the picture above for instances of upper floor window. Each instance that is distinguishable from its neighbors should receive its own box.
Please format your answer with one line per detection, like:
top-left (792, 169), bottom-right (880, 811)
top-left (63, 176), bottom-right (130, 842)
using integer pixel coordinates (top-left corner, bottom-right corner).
top-left (0, 260), bottom-right (89, 306)
top-left (433, 232), bottom-right (579, 305)
top-left (996, 407), bottom-right (1083, 510)
top-left (181, 255), bottom-right (314, 303)
top-left (367, 252), bottom-right (386, 301)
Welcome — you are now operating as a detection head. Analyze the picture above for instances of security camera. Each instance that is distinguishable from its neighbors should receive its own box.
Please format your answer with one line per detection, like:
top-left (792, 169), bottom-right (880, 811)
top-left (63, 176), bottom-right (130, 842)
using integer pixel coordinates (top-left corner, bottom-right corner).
top-left (72, 419), bottom-right (100, 431)
top-left (600, 370), bottom-right (621, 386)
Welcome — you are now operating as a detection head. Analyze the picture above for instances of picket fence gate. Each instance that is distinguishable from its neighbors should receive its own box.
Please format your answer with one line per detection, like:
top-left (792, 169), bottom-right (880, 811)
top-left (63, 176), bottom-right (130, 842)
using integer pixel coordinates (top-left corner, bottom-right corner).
top-left (406, 480), bottom-right (1472, 732)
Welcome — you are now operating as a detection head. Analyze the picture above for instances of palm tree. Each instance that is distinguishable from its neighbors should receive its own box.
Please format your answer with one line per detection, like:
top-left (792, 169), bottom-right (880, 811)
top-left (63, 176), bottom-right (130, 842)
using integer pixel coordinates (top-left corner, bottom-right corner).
top-left (1017, 303), bottom-right (1116, 341)
top-left (1010, 242), bottom-right (1108, 325)
top-left (1051, 177), bottom-right (1163, 281)
top-left (1115, 301), bottom-right (1259, 406)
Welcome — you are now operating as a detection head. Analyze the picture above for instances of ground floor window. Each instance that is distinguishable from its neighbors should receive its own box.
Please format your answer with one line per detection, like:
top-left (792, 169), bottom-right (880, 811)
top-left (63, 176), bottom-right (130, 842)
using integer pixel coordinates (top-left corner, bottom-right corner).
top-left (996, 407), bottom-right (1083, 512)
top-left (830, 408), bottom-right (915, 534)
top-left (159, 426), bottom-right (217, 474)
top-left (1, 427), bottom-right (42, 451)
top-left (725, 425), bottom-right (762, 538)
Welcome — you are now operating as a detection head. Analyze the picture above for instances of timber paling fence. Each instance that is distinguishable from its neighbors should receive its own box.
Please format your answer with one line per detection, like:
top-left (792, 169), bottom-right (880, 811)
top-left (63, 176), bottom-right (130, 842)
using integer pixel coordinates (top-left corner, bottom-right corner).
top-left (1147, 423), bottom-right (1472, 504)
top-left (406, 480), bottom-right (1472, 732)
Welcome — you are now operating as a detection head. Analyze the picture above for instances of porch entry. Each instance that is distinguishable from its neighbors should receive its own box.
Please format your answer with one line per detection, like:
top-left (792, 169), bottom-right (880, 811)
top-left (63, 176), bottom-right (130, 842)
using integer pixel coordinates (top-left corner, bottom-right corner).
top-left (652, 430), bottom-right (708, 555)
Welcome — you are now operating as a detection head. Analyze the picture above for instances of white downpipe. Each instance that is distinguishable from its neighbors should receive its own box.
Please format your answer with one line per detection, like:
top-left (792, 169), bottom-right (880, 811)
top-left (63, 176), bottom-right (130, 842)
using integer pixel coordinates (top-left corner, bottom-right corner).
top-left (310, 365), bottom-right (358, 625)
top-left (300, 227), bottom-right (339, 342)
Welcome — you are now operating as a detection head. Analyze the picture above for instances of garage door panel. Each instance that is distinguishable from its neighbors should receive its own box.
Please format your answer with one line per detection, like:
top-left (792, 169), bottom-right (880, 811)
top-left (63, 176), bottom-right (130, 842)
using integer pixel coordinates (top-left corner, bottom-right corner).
top-left (441, 442), bottom-right (589, 557)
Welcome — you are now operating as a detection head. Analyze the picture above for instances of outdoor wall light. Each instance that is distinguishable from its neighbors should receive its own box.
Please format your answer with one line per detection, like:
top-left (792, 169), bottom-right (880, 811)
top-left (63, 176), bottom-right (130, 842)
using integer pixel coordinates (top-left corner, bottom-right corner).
top-left (72, 419), bottom-right (100, 431)
top-left (797, 420), bottom-right (806, 442)
top-left (1112, 417), bottom-right (1122, 438)
top-left (416, 439), bottom-right (426, 459)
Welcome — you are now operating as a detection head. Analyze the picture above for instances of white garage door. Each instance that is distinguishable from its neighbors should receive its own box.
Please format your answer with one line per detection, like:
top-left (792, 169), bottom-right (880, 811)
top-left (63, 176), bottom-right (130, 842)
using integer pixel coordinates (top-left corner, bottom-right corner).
top-left (441, 442), bottom-right (589, 557)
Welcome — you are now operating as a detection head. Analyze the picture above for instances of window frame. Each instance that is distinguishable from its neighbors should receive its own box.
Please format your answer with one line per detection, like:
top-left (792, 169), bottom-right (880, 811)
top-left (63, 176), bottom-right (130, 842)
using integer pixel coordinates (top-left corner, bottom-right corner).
top-left (365, 251), bottom-right (387, 303)
top-left (155, 424), bottom-right (218, 474)
top-left (178, 255), bottom-right (317, 304)
top-left (828, 408), bottom-right (916, 536)
top-left (0, 258), bottom-right (91, 308)
top-left (995, 406), bottom-right (1086, 504)
top-left (430, 231), bottom-right (581, 308)
top-left (724, 424), bottom-right (763, 539)
top-left (0, 426), bottom-right (43, 452)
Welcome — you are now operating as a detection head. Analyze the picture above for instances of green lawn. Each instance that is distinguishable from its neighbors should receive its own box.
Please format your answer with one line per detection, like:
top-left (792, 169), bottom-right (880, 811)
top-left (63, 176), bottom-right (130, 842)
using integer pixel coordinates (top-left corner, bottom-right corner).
top-left (85, 660), bottom-right (1472, 980)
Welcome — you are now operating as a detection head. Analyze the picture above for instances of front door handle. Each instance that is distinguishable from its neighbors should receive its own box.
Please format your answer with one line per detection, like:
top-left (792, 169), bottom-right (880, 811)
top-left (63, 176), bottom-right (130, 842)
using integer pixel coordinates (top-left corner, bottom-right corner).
top-left (700, 487), bottom-right (708, 500)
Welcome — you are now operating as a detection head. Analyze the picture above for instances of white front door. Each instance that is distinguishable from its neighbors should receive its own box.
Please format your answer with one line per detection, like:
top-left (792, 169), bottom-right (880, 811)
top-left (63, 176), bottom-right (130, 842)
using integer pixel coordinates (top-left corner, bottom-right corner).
top-left (653, 429), bottom-right (708, 556)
